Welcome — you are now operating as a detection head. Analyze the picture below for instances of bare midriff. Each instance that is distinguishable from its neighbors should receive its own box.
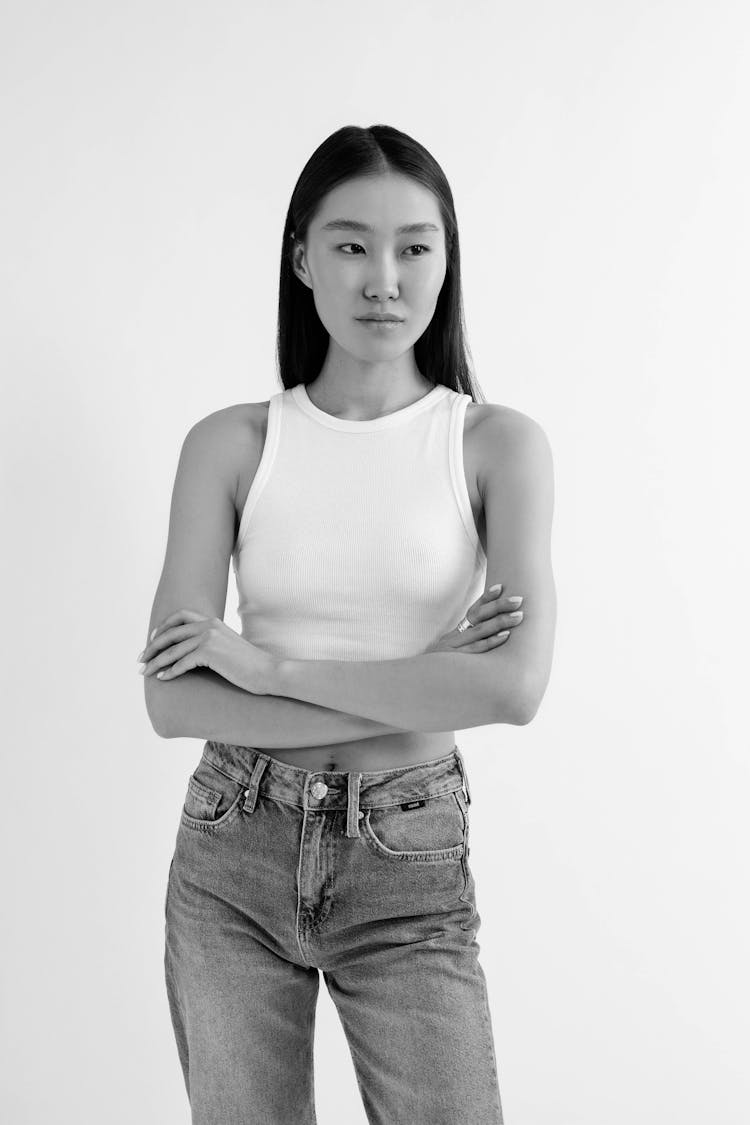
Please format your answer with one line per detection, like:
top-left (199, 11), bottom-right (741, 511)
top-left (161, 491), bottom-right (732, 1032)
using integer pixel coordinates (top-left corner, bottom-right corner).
top-left (234, 398), bottom-right (489, 775)
top-left (262, 731), bottom-right (461, 773)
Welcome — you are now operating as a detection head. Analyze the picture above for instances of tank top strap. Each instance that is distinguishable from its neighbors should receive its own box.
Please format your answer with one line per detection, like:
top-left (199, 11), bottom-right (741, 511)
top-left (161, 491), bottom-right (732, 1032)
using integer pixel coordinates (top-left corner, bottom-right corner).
top-left (234, 391), bottom-right (284, 555)
top-left (447, 392), bottom-right (484, 556)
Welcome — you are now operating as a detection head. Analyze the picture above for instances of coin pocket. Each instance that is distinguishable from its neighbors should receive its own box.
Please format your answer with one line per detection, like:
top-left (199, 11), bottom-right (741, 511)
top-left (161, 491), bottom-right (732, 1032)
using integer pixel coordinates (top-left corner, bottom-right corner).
top-left (180, 759), bottom-right (246, 832)
top-left (361, 789), bottom-right (467, 862)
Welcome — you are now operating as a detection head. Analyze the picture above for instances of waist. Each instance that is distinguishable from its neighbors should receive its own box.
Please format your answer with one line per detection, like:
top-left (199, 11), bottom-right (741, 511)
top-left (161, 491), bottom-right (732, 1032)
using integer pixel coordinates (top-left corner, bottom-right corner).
top-left (246, 731), bottom-right (457, 772)
top-left (201, 737), bottom-right (472, 812)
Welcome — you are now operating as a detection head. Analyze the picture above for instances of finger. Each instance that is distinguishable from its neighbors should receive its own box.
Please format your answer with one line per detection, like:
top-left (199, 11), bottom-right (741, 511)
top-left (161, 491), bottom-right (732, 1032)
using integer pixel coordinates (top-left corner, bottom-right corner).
top-left (460, 591), bottom-right (508, 631)
top-left (452, 590), bottom-right (499, 636)
top-left (453, 616), bottom-right (514, 646)
top-left (469, 584), bottom-right (504, 614)
top-left (155, 652), bottom-right (197, 680)
top-left (142, 636), bottom-right (200, 676)
top-left (470, 590), bottom-right (524, 626)
top-left (461, 594), bottom-right (526, 639)
top-left (149, 609), bottom-right (206, 642)
top-left (140, 622), bottom-right (203, 662)
top-left (457, 630), bottom-right (511, 653)
top-left (484, 606), bottom-right (524, 633)
top-left (452, 602), bottom-right (524, 647)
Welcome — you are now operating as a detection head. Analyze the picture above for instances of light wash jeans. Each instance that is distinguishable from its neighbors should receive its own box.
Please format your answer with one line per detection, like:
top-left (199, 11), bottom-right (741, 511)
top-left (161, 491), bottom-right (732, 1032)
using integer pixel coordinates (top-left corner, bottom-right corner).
top-left (164, 740), bottom-right (505, 1124)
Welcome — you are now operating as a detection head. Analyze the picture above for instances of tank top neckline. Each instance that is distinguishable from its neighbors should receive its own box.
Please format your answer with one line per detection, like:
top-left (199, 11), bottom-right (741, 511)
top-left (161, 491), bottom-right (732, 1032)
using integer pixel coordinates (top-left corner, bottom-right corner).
top-left (290, 380), bottom-right (453, 432)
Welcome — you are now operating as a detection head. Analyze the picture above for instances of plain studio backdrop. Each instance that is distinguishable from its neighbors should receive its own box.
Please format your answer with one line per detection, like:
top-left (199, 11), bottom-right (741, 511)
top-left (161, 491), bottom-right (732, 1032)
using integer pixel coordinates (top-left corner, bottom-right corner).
top-left (1, 2), bottom-right (748, 1122)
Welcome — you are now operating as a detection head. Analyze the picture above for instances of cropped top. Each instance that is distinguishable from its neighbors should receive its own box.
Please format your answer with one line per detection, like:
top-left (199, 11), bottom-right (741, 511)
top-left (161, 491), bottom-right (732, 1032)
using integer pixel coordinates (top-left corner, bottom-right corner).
top-left (231, 381), bottom-right (488, 661)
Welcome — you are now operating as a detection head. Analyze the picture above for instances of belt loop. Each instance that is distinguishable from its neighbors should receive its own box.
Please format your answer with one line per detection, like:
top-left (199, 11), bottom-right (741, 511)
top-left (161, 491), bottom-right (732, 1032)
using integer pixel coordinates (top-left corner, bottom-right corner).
top-left (454, 745), bottom-right (472, 806)
top-left (241, 754), bottom-right (270, 814)
top-left (346, 771), bottom-right (362, 838)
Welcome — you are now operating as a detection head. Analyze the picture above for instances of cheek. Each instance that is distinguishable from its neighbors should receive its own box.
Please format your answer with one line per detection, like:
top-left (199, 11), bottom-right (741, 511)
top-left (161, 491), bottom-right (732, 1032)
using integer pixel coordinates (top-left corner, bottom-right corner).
top-left (311, 287), bottom-right (350, 336)
top-left (313, 262), bottom-right (356, 310)
top-left (411, 280), bottom-right (444, 321)
top-left (407, 257), bottom-right (446, 304)
top-left (425, 256), bottom-right (448, 294)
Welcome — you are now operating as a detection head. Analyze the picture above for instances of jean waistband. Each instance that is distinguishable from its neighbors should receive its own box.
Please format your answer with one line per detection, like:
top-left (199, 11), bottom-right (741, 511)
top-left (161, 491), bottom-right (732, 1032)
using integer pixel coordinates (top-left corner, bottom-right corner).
top-left (201, 740), bottom-right (473, 840)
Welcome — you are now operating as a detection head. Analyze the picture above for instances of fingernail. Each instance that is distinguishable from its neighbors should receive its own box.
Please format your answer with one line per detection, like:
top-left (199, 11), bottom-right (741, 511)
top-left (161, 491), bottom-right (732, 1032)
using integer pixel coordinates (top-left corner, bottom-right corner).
top-left (138, 663), bottom-right (146, 674)
top-left (137, 650), bottom-right (145, 662)
top-left (489, 583), bottom-right (503, 593)
top-left (507, 596), bottom-right (523, 605)
top-left (150, 628), bottom-right (158, 641)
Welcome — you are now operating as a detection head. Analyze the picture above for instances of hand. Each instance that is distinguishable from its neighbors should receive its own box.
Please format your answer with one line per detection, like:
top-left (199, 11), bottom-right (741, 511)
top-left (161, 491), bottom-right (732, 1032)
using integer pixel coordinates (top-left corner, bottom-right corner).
top-left (425, 584), bottom-right (524, 654)
top-left (137, 610), bottom-right (278, 694)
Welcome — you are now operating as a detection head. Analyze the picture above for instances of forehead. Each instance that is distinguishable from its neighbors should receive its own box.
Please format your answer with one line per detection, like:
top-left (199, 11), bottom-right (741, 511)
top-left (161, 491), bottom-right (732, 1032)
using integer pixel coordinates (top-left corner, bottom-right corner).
top-left (315, 175), bottom-right (443, 234)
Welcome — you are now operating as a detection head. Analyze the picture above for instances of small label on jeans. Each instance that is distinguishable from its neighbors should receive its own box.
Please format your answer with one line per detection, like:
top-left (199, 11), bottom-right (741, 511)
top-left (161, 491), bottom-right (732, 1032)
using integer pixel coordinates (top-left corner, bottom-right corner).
top-left (400, 799), bottom-right (426, 811)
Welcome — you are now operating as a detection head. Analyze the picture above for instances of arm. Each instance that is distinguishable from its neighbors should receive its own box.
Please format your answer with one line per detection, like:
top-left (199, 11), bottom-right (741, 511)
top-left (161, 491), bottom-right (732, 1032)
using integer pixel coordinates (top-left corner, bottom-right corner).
top-left (271, 409), bottom-right (557, 729)
top-left (153, 667), bottom-right (409, 745)
top-left (143, 408), bottom-right (406, 746)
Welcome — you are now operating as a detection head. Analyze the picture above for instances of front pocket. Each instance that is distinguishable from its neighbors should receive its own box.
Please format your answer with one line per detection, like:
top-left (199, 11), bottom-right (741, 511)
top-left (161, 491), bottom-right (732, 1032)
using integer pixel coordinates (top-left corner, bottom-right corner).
top-left (361, 789), bottom-right (468, 862)
top-left (180, 758), bottom-right (246, 833)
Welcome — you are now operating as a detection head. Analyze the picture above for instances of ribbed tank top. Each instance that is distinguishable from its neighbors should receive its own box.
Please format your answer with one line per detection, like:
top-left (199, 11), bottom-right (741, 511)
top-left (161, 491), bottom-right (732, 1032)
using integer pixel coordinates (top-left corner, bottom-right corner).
top-left (231, 381), bottom-right (488, 661)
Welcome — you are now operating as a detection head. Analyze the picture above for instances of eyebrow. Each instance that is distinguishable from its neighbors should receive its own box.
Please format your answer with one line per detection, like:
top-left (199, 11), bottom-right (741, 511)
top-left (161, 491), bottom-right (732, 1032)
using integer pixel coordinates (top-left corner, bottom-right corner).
top-left (320, 219), bottom-right (441, 235)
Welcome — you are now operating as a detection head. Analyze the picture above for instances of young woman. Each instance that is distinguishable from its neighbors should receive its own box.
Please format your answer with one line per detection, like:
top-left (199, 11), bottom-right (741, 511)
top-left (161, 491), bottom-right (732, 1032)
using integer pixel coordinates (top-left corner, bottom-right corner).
top-left (139, 124), bottom-right (556, 1124)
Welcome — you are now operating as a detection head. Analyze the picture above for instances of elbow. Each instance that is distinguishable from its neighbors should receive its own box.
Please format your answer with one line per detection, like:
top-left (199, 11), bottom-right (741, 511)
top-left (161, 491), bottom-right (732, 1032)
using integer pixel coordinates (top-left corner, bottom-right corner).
top-left (514, 700), bottom-right (537, 726)
top-left (491, 683), bottom-right (534, 727)
top-left (493, 671), bottom-right (542, 727)
top-left (152, 714), bottom-right (177, 738)
top-left (148, 706), bottom-right (175, 739)
top-left (145, 681), bottom-right (176, 739)
top-left (514, 674), bottom-right (549, 726)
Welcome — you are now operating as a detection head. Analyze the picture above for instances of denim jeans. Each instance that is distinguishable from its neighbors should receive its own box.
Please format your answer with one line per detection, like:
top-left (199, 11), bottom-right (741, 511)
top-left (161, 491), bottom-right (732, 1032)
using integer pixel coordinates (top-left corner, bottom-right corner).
top-left (164, 740), bottom-right (505, 1124)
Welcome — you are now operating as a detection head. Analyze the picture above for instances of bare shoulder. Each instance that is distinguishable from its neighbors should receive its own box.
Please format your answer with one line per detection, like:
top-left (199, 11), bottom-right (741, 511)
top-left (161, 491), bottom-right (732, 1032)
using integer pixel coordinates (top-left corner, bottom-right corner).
top-left (466, 400), bottom-right (552, 495)
top-left (189, 400), bottom-right (271, 501)
top-left (195, 400), bottom-right (270, 441)
top-left (466, 399), bottom-right (546, 437)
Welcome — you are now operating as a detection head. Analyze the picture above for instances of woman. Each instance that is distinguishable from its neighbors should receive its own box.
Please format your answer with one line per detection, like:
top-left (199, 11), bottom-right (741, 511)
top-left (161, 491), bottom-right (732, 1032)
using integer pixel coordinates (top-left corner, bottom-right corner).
top-left (139, 124), bottom-right (556, 1124)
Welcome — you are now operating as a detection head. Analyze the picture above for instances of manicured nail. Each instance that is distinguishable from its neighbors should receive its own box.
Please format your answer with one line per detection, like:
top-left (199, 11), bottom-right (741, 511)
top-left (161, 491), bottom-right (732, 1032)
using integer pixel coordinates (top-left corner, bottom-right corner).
top-left (507, 596), bottom-right (523, 605)
top-left (489, 583), bottom-right (503, 593)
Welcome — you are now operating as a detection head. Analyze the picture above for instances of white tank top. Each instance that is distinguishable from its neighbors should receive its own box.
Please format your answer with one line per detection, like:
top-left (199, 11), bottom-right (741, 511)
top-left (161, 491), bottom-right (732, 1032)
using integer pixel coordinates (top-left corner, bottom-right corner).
top-left (232, 381), bottom-right (488, 661)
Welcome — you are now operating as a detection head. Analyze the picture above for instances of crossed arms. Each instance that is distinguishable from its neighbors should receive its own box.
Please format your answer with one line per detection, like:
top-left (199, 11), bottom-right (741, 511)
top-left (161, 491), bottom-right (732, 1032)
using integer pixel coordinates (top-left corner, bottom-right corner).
top-left (143, 405), bottom-right (555, 743)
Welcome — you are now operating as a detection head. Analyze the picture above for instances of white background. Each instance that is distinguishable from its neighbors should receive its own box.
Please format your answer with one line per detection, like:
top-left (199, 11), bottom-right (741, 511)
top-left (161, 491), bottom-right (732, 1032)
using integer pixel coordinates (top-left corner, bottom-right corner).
top-left (2, 1), bottom-right (748, 1122)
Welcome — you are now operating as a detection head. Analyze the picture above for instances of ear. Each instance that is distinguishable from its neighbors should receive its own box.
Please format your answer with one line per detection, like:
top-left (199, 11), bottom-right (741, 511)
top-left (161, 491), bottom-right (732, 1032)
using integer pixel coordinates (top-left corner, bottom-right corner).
top-left (291, 237), bottom-right (313, 290)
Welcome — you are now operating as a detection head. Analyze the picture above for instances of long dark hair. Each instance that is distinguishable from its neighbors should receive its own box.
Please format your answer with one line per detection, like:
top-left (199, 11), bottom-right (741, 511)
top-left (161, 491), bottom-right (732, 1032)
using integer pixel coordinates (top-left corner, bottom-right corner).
top-left (277, 124), bottom-right (486, 403)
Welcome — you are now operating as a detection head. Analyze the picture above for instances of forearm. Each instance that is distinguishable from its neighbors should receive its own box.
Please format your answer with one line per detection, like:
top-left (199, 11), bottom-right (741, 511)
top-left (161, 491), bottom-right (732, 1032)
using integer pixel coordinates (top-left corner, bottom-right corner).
top-left (145, 667), bottom-right (410, 746)
top-left (273, 650), bottom-right (526, 731)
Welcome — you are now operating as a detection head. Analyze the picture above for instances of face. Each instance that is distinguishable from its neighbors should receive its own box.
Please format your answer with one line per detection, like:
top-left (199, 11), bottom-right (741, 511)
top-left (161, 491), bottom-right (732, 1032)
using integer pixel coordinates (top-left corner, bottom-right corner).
top-left (292, 174), bottom-right (447, 366)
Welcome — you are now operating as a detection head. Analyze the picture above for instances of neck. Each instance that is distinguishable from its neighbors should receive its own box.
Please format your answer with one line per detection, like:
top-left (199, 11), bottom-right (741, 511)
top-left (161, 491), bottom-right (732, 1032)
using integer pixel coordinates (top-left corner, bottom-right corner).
top-left (306, 367), bottom-right (434, 423)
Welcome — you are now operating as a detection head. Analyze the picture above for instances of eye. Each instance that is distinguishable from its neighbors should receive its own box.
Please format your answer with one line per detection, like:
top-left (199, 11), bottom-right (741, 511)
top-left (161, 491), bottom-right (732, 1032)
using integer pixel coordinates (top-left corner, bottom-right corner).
top-left (337, 244), bottom-right (432, 257)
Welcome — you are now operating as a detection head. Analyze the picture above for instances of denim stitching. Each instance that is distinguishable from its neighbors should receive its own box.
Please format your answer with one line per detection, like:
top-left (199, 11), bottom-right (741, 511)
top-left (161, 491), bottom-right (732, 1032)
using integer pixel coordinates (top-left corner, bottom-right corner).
top-left (359, 792), bottom-right (467, 862)
top-left (180, 790), bottom-right (245, 833)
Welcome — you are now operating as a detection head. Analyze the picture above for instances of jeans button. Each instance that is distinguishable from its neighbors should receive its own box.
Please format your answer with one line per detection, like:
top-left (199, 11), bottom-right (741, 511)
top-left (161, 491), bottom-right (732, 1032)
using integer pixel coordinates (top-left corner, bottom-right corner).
top-left (311, 781), bottom-right (328, 799)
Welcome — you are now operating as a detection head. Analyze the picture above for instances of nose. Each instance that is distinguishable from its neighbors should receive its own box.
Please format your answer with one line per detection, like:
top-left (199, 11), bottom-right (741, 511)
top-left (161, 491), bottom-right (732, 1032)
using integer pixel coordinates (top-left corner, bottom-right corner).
top-left (364, 255), bottom-right (400, 302)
